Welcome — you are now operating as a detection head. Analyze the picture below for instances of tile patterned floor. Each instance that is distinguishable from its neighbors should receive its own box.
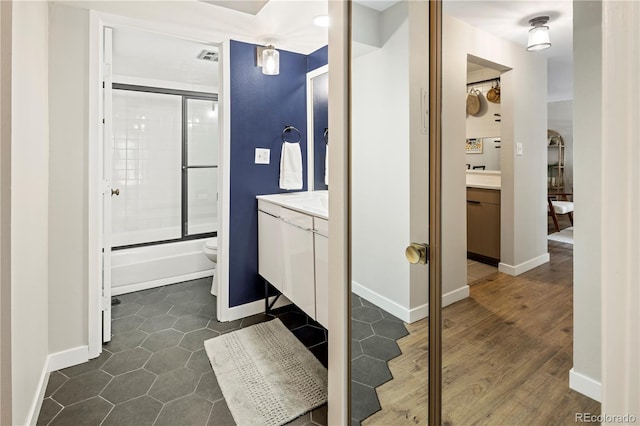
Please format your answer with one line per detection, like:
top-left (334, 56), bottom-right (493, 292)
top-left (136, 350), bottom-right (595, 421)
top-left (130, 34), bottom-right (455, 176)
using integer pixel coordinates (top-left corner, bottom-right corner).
top-left (37, 277), bottom-right (328, 426)
top-left (350, 296), bottom-right (409, 425)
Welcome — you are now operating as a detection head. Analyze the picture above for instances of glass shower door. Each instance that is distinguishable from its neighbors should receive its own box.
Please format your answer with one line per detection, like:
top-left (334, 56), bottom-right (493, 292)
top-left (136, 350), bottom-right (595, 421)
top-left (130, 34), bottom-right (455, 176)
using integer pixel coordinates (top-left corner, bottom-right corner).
top-left (111, 90), bottom-right (182, 247)
top-left (185, 97), bottom-right (219, 235)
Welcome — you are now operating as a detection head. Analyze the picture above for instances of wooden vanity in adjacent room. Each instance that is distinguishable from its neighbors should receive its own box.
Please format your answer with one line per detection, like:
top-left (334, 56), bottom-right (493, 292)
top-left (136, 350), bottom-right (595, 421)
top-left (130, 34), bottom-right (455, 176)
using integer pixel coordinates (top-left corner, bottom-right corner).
top-left (466, 170), bottom-right (501, 266)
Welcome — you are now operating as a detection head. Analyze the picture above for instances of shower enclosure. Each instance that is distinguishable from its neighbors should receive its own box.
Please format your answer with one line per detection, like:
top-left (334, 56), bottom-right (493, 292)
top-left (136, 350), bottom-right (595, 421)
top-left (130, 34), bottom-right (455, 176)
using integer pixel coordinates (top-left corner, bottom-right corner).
top-left (110, 85), bottom-right (219, 294)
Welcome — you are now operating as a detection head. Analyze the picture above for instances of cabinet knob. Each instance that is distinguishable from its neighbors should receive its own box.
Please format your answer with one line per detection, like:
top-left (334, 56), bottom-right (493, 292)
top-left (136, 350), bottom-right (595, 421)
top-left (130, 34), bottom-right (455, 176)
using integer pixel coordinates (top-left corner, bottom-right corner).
top-left (111, 188), bottom-right (120, 196)
top-left (405, 242), bottom-right (429, 265)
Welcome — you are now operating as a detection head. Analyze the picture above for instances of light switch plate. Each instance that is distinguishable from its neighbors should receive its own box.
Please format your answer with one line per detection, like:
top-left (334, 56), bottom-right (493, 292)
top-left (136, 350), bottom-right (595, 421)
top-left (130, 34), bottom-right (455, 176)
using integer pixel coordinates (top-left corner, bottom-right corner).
top-left (255, 148), bottom-right (270, 164)
top-left (516, 142), bottom-right (523, 156)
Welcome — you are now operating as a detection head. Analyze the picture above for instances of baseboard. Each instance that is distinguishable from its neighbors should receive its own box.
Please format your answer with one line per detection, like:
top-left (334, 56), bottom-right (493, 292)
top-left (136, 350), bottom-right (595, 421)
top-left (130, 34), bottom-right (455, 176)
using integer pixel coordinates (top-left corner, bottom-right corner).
top-left (24, 357), bottom-right (49, 426)
top-left (224, 295), bottom-right (292, 322)
top-left (352, 280), bottom-right (412, 322)
top-left (353, 281), bottom-right (470, 323)
top-left (408, 303), bottom-right (428, 323)
top-left (569, 368), bottom-right (602, 402)
top-left (443, 285), bottom-right (470, 307)
top-left (499, 253), bottom-right (550, 276)
top-left (111, 270), bottom-right (214, 296)
top-left (48, 346), bottom-right (89, 372)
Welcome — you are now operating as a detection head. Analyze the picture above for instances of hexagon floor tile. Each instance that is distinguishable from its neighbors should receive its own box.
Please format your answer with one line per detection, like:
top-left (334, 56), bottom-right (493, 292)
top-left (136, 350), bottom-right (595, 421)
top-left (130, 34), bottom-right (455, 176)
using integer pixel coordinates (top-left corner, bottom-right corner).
top-left (350, 295), bottom-right (408, 425)
top-left (38, 281), bottom-right (407, 426)
top-left (38, 277), bottom-right (330, 426)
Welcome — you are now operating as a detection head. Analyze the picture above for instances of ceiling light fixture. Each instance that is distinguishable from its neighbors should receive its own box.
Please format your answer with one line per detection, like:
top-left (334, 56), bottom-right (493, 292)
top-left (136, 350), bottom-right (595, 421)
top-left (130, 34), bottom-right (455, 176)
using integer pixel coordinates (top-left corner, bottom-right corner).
top-left (256, 44), bottom-right (280, 75)
top-left (313, 15), bottom-right (330, 27)
top-left (526, 16), bottom-right (551, 52)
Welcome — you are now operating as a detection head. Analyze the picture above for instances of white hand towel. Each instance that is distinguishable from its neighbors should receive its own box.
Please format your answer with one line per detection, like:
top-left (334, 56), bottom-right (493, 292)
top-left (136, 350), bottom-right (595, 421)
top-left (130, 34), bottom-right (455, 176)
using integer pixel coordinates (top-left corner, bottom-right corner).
top-left (279, 142), bottom-right (303, 190)
top-left (324, 144), bottom-right (329, 186)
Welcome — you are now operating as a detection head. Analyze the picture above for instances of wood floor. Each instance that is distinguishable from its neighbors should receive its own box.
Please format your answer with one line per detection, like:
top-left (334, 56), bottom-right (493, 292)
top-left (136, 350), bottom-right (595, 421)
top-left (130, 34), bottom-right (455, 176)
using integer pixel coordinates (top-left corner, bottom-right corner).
top-left (363, 241), bottom-right (600, 425)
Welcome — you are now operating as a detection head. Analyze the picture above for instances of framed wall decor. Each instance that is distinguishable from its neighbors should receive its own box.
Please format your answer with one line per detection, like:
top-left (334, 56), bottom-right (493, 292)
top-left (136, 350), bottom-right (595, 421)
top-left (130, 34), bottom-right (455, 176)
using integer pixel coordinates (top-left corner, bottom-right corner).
top-left (466, 138), bottom-right (483, 154)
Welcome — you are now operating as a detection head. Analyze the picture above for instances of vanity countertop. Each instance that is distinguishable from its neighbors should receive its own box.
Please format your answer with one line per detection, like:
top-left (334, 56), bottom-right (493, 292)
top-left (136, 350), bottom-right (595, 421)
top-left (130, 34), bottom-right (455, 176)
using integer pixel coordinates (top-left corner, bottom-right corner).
top-left (257, 190), bottom-right (328, 219)
top-left (466, 170), bottom-right (501, 190)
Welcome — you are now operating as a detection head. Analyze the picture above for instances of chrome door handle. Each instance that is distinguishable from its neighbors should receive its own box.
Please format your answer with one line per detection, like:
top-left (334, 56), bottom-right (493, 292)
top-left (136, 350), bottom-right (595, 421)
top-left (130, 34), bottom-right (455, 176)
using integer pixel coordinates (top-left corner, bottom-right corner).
top-left (406, 242), bottom-right (429, 265)
top-left (111, 188), bottom-right (120, 196)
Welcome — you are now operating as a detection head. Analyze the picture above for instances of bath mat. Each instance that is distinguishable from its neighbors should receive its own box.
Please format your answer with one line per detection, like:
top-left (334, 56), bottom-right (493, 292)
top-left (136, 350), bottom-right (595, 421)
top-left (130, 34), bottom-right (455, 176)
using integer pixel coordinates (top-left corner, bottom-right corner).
top-left (547, 226), bottom-right (573, 244)
top-left (204, 318), bottom-right (327, 426)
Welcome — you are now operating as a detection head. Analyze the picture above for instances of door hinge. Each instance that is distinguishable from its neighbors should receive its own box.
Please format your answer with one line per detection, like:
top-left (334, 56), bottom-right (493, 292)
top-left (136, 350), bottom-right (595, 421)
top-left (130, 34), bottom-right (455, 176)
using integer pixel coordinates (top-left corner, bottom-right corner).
top-left (101, 295), bottom-right (110, 311)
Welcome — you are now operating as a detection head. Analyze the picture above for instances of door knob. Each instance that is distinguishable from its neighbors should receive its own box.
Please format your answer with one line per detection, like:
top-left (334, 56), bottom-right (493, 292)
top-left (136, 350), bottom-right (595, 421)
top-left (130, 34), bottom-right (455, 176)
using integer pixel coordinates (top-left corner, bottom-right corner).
top-left (405, 242), bottom-right (429, 265)
top-left (111, 188), bottom-right (120, 196)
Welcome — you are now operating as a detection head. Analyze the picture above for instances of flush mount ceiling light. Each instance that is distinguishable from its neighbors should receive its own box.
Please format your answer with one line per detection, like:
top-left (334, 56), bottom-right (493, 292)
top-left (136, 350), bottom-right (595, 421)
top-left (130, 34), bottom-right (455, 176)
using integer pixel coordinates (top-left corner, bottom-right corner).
top-left (313, 14), bottom-right (330, 27)
top-left (256, 44), bottom-right (280, 75)
top-left (526, 16), bottom-right (551, 52)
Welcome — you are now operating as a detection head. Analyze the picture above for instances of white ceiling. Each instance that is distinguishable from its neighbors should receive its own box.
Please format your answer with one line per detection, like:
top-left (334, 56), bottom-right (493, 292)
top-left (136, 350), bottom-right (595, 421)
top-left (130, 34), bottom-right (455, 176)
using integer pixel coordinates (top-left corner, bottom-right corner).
top-left (113, 27), bottom-right (219, 91)
top-left (74, 0), bottom-right (573, 100)
top-left (195, 0), bottom-right (329, 54)
top-left (443, 0), bottom-right (574, 101)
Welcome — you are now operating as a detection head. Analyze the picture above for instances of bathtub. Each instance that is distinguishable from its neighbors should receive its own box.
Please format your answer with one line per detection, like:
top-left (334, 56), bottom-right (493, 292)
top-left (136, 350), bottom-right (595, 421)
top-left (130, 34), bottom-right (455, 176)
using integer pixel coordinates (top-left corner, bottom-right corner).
top-left (111, 238), bottom-right (215, 296)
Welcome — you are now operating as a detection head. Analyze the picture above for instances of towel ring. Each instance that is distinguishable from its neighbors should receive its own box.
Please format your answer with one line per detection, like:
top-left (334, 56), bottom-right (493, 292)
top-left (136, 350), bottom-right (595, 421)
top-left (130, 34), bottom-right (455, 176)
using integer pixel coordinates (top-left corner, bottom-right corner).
top-left (282, 125), bottom-right (301, 143)
top-left (323, 128), bottom-right (328, 145)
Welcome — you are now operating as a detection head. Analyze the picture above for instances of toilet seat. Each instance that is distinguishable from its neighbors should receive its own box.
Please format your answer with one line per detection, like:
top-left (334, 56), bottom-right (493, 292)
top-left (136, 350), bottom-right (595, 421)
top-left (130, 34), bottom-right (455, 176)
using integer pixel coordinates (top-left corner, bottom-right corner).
top-left (204, 238), bottom-right (217, 250)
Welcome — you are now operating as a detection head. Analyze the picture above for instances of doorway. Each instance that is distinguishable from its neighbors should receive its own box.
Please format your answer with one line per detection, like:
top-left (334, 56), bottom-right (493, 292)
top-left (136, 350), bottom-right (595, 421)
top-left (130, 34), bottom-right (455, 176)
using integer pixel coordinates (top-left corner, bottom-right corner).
top-left (90, 17), bottom-right (223, 354)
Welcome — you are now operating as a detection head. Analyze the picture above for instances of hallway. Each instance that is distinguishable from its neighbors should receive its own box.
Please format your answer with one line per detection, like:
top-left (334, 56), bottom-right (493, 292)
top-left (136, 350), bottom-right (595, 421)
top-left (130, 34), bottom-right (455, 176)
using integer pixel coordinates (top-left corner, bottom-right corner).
top-left (365, 241), bottom-right (600, 425)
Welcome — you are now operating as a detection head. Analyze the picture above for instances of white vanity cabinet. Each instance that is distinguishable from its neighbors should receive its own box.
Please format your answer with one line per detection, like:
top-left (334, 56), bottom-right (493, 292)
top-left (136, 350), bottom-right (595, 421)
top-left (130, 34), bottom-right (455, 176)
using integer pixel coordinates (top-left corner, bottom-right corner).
top-left (313, 218), bottom-right (329, 328)
top-left (257, 196), bottom-right (328, 329)
top-left (257, 201), bottom-right (283, 290)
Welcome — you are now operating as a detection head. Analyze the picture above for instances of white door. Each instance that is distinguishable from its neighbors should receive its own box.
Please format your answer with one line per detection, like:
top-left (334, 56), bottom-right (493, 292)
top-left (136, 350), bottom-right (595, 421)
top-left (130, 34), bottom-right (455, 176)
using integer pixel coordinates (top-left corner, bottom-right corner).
top-left (102, 26), bottom-right (114, 343)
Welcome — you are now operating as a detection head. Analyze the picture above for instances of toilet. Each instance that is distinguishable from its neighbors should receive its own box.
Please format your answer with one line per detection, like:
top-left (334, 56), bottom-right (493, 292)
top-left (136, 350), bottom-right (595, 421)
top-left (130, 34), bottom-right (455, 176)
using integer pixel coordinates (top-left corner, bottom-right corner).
top-left (203, 237), bottom-right (218, 295)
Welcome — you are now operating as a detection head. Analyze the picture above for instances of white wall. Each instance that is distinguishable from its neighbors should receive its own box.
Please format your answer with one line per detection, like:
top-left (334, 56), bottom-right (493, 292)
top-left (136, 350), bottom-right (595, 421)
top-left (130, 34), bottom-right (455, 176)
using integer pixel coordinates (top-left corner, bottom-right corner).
top-left (351, 1), bottom-right (430, 322)
top-left (352, 2), bottom-right (412, 318)
top-left (0, 1), bottom-right (13, 423)
top-left (11, 1), bottom-right (50, 424)
top-left (442, 15), bottom-right (548, 291)
top-left (407, 0), bottom-right (429, 315)
top-left (571, 0), bottom-right (602, 399)
top-left (48, 3), bottom-right (89, 357)
top-left (548, 100), bottom-right (573, 190)
top-left (600, 1), bottom-right (640, 416)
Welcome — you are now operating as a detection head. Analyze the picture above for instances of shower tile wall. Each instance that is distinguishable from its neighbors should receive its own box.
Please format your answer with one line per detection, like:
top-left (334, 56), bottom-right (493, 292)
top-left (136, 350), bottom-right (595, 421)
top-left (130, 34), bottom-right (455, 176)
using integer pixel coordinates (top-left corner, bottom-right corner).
top-left (112, 90), bottom-right (182, 247)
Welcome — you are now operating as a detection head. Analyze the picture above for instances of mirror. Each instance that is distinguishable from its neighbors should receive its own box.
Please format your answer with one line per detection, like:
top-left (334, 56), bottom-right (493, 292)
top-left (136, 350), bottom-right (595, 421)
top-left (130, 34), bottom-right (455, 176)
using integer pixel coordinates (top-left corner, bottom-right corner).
top-left (350, 1), bottom-right (429, 424)
top-left (307, 65), bottom-right (329, 190)
top-left (465, 137), bottom-right (501, 170)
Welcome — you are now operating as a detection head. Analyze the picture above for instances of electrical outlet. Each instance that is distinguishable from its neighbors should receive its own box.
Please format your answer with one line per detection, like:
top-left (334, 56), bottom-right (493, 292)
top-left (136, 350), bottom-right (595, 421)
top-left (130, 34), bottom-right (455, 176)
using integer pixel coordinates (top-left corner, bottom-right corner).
top-left (516, 143), bottom-right (523, 156)
top-left (255, 148), bottom-right (270, 164)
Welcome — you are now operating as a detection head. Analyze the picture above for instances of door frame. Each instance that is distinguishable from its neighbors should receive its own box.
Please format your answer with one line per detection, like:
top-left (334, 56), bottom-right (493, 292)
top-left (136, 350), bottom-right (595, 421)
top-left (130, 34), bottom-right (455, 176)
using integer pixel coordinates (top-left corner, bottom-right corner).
top-left (87, 12), bottom-right (228, 357)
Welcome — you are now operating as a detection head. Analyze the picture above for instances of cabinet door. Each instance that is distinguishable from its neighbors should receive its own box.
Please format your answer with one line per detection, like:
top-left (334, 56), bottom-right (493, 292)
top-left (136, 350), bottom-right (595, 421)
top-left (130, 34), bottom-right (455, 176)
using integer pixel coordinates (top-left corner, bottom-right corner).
top-left (466, 201), bottom-right (500, 259)
top-left (280, 210), bottom-right (316, 319)
top-left (314, 233), bottom-right (329, 329)
top-left (258, 211), bottom-right (283, 291)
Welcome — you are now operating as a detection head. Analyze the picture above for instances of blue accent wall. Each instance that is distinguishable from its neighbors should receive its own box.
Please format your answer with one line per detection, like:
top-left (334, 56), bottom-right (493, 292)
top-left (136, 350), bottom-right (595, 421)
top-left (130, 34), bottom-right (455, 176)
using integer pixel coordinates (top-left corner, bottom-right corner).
top-left (307, 45), bottom-right (328, 72)
top-left (229, 40), bottom-right (308, 307)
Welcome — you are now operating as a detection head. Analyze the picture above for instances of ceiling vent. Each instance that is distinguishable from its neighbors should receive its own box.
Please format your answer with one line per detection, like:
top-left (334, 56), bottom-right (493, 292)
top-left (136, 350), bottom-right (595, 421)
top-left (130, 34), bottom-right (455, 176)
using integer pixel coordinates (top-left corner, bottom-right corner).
top-left (197, 50), bottom-right (219, 62)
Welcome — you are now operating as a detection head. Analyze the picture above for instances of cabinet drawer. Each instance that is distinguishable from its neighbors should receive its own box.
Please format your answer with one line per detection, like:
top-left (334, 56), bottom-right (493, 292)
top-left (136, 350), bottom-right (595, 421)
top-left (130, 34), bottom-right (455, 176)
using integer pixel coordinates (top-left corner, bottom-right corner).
top-left (467, 187), bottom-right (500, 204)
top-left (314, 217), bottom-right (328, 237)
top-left (280, 207), bottom-right (313, 230)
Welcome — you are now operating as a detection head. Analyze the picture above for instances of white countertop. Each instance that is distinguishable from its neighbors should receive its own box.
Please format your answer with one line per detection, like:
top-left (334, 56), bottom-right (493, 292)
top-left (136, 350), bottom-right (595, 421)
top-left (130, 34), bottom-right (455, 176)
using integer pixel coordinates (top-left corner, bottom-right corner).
top-left (257, 190), bottom-right (328, 219)
top-left (466, 170), bottom-right (501, 190)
